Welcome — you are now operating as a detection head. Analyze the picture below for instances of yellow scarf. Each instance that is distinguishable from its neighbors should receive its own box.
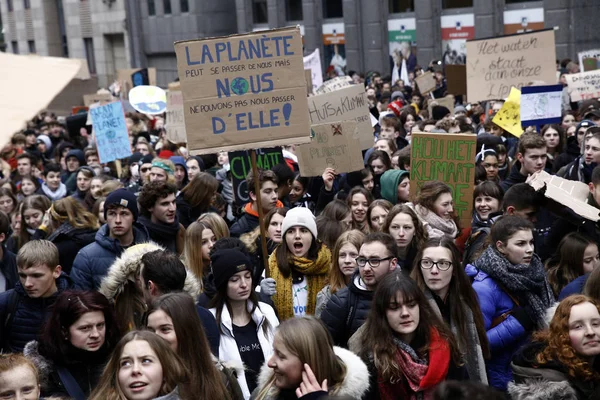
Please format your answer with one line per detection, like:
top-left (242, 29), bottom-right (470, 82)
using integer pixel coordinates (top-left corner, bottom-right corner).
top-left (268, 244), bottom-right (331, 321)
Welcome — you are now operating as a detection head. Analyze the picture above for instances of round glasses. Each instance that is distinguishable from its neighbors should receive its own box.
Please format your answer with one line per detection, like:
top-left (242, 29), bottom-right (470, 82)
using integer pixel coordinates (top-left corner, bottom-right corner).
top-left (420, 259), bottom-right (452, 271)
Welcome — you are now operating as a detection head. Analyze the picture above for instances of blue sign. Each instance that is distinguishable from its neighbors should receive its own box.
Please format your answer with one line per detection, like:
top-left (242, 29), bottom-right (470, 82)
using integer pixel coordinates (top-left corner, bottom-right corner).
top-left (90, 102), bottom-right (132, 163)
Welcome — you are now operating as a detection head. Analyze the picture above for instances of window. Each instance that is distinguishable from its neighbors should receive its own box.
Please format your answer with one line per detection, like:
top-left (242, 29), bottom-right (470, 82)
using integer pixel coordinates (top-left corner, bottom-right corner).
top-left (253, 0), bottom-right (267, 24)
top-left (442, 0), bottom-right (473, 8)
top-left (180, 0), bottom-right (188, 13)
top-left (163, 0), bottom-right (171, 14)
top-left (23, 0), bottom-right (30, 9)
top-left (7, 0), bottom-right (13, 12)
top-left (323, 0), bottom-right (343, 19)
top-left (285, 0), bottom-right (302, 21)
top-left (27, 40), bottom-right (35, 53)
top-left (148, 0), bottom-right (155, 16)
top-left (11, 40), bottom-right (18, 54)
top-left (505, 0), bottom-right (538, 2)
top-left (389, 0), bottom-right (414, 13)
top-left (84, 38), bottom-right (96, 74)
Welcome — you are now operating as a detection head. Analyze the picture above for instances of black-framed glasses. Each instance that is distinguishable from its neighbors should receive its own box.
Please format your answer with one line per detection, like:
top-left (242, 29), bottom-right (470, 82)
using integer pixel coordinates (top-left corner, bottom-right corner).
top-left (356, 256), bottom-right (393, 268)
top-left (420, 259), bottom-right (452, 271)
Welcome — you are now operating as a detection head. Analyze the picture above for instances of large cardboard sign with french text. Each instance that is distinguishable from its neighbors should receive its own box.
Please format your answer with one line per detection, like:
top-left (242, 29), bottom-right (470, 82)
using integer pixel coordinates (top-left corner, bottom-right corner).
top-left (466, 29), bottom-right (556, 102)
top-left (409, 132), bottom-right (477, 228)
top-left (174, 27), bottom-right (311, 154)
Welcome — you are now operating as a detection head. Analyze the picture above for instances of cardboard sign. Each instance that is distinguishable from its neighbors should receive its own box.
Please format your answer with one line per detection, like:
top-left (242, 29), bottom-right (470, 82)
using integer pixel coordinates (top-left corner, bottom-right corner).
top-left (409, 132), bottom-right (477, 228)
top-left (174, 27), bottom-right (311, 154)
top-left (583, 58), bottom-right (600, 73)
top-left (228, 147), bottom-right (285, 206)
top-left (83, 93), bottom-right (113, 106)
top-left (578, 49), bottom-right (600, 72)
top-left (415, 71), bottom-right (436, 94)
top-left (90, 102), bottom-right (132, 163)
top-left (466, 29), bottom-right (556, 102)
top-left (303, 48), bottom-right (323, 93)
top-left (445, 64), bottom-right (467, 95)
top-left (315, 76), bottom-right (353, 95)
top-left (295, 121), bottom-right (364, 177)
top-left (565, 70), bottom-right (600, 102)
top-left (129, 85), bottom-right (167, 115)
top-left (307, 85), bottom-right (373, 150)
top-left (428, 97), bottom-right (455, 119)
top-left (305, 70), bottom-right (313, 95)
top-left (492, 87), bottom-right (523, 137)
top-left (520, 84), bottom-right (563, 127)
top-left (117, 68), bottom-right (157, 99)
top-left (166, 91), bottom-right (187, 143)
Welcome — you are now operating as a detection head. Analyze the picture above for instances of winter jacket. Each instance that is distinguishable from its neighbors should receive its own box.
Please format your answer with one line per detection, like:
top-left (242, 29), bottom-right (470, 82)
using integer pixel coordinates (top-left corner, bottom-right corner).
top-left (0, 245), bottom-right (18, 291)
top-left (24, 340), bottom-right (107, 399)
top-left (559, 273), bottom-right (589, 301)
top-left (508, 341), bottom-right (599, 400)
top-left (380, 169), bottom-right (409, 204)
top-left (175, 193), bottom-right (216, 228)
top-left (320, 273), bottom-right (374, 348)
top-left (315, 284), bottom-right (333, 318)
top-left (230, 202), bottom-right (266, 238)
top-left (251, 346), bottom-right (370, 400)
top-left (466, 265), bottom-right (529, 391)
top-left (70, 223), bottom-right (150, 291)
top-left (553, 135), bottom-right (580, 174)
top-left (500, 163), bottom-right (527, 192)
top-left (209, 301), bottom-right (279, 399)
top-left (46, 222), bottom-right (97, 274)
top-left (0, 273), bottom-right (73, 353)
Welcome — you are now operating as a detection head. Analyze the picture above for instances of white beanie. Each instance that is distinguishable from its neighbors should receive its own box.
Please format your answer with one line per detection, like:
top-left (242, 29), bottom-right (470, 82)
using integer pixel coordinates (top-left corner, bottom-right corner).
top-left (281, 207), bottom-right (317, 239)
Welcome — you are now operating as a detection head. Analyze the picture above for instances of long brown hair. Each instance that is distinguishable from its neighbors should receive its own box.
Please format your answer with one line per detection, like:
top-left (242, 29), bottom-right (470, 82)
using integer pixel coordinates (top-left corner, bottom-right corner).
top-left (415, 181), bottom-right (460, 228)
top-left (18, 194), bottom-right (50, 249)
top-left (180, 172), bottom-right (218, 211)
top-left (183, 218), bottom-right (228, 286)
top-left (383, 204), bottom-right (428, 257)
top-left (274, 226), bottom-right (320, 278)
top-left (546, 232), bottom-right (596, 297)
top-left (50, 197), bottom-right (99, 230)
top-left (328, 230), bottom-right (365, 295)
top-left (346, 186), bottom-right (374, 233)
top-left (410, 238), bottom-right (490, 358)
top-left (316, 200), bottom-right (351, 249)
top-left (89, 330), bottom-right (189, 400)
top-left (147, 293), bottom-right (232, 400)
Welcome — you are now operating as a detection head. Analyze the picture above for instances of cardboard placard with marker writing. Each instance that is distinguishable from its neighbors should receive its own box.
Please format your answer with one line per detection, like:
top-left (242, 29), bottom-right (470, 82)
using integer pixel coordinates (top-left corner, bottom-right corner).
top-left (415, 71), bottom-right (437, 94)
top-left (565, 70), bottom-right (600, 102)
top-left (166, 90), bottom-right (187, 143)
top-left (296, 121), bottom-right (364, 177)
top-left (409, 132), bottom-right (477, 228)
top-left (174, 27), bottom-right (311, 154)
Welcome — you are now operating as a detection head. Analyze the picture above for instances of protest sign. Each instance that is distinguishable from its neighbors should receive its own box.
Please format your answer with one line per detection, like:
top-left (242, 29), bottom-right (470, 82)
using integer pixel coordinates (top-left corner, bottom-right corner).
top-left (0, 52), bottom-right (82, 142)
top-left (492, 87), bottom-right (523, 137)
top-left (83, 93), bottom-right (113, 106)
top-left (117, 68), bottom-right (157, 99)
top-left (466, 29), bottom-right (556, 102)
top-left (445, 65), bottom-right (467, 95)
top-left (296, 121), bottom-right (364, 177)
top-left (305, 70), bottom-right (313, 95)
top-left (409, 132), bottom-right (477, 228)
top-left (428, 96), bottom-right (455, 118)
top-left (129, 85), bottom-right (167, 115)
top-left (415, 71), bottom-right (436, 94)
top-left (578, 49), bottom-right (600, 72)
top-left (166, 91), bottom-right (187, 143)
top-left (565, 70), bottom-right (600, 102)
top-left (90, 102), bottom-right (132, 163)
top-left (228, 147), bottom-right (285, 206)
top-left (583, 58), bottom-right (600, 73)
top-left (315, 76), bottom-right (353, 95)
top-left (174, 27), bottom-right (311, 154)
top-left (520, 84), bottom-right (562, 127)
top-left (307, 85), bottom-right (373, 150)
top-left (303, 48), bottom-right (323, 93)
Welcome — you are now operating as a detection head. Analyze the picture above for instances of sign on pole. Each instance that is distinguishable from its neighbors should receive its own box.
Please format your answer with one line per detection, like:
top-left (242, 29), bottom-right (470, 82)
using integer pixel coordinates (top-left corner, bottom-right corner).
top-left (409, 132), bottom-right (477, 228)
top-left (565, 70), bottom-right (600, 102)
top-left (520, 84), bottom-right (562, 127)
top-left (166, 91), bottom-right (187, 143)
top-left (415, 71), bottom-right (436, 94)
top-left (229, 147), bottom-right (285, 206)
top-left (90, 102), bottom-right (132, 163)
top-left (466, 29), bottom-right (556, 102)
top-left (174, 27), bottom-right (311, 154)
top-left (303, 48), bottom-right (323, 93)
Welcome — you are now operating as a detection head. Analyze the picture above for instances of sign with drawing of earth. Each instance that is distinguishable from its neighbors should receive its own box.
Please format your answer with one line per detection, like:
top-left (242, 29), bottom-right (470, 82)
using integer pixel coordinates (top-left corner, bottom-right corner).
top-left (129, 85), bottom-right (167, 115)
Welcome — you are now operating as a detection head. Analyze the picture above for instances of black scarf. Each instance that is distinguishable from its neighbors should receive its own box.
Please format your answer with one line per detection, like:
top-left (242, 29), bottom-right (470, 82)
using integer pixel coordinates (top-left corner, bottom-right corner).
top-left (138, 215), bottom-right (180, 253)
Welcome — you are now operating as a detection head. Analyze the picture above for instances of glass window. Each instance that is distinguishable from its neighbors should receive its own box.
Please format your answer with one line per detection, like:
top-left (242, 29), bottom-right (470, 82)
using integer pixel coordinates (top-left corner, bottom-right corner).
top-left (323, 0), bottom-right (343, 18)
top-left (285, 0), bottom-right (303, 21)
top-left (442, 0), bottom-right (472, 8)
top-left (505, 0), bottom-right (538, 2)
top-left (253, 0), bottom-right (268, 24)
top-left (163, 0), bottom-right (171, 14)
top-left (180, 0), bottom-right (188, 13)
top-left (23, 0), bottom-right (30, 9)
top-left (148, 0), bottom-right (155, 16)
top-left (11, 40), bottom-right (18, 54)
top-left (84, 38), bottom-right (96, 75)
top-left (389, 0), bottom-right (414, 13)
top-left (27, 40), bottom-right (35, 53)
top-left (7, 0), bottom-right (13, 12)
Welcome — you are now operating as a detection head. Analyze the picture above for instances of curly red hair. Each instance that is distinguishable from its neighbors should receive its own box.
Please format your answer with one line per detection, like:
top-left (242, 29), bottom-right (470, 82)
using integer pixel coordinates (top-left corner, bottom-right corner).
top-left (534, 295), bottom-right (600, 381)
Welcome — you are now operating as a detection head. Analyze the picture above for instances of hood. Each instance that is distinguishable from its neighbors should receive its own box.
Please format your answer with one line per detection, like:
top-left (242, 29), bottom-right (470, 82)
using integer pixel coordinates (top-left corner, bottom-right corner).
top-left (23, 341), bottom-right (54, 393)
top-left (380, 169), bottom-right (409, 204)
top-left (507, 380), bottom-right (578, 400)
top-left (99, 242), bottom-right (201, 302)
top-left (65, 149), bottom-right (85, 165)
top-left (507, 162), bottom-right (527, 184)
top-left (256, 346), bottom-right (369, 399)
top-left (350, 271), bottom-right (370, 293)
top-left (565, 135), bottom-right (581, 157)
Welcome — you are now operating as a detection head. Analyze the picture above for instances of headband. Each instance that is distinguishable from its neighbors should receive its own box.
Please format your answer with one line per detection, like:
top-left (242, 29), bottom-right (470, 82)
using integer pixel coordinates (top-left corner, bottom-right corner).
top-left (475, 145), bottom-right (497, 164)
top-left (151, 160), bottom-right (174, 175)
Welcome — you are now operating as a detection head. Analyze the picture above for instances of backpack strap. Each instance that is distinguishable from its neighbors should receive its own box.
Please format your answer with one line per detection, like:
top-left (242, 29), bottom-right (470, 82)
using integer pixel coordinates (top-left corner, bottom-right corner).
top-left (56, 366), bottom-right (86, 400)
top-left (1, 290), bottom-right (20, 353)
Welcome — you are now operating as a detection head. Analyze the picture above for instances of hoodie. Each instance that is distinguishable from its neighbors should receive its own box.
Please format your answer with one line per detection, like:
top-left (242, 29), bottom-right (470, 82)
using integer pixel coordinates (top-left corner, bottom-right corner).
top-left (380, 169), bottom-right (409, 204)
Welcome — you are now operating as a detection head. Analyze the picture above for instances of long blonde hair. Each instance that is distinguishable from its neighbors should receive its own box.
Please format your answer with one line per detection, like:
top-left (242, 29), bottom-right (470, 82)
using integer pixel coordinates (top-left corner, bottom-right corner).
top-left (328, 230), bottom-right (365, 295)
top-left (50, 197), bottom-right (99, 230)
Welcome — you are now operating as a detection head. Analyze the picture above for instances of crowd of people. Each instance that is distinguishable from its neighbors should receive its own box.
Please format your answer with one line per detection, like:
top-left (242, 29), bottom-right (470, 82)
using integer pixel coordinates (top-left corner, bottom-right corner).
top-left (1, 55), bottom-right (600, 400)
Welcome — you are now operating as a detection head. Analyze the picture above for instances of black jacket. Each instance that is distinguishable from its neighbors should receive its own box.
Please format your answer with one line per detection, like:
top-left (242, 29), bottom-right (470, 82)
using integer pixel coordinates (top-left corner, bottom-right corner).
top-left (320, 273), bottom-right (374, 348)
top-left (0, 245), bottom-right (18, 291)
top-left (500, 162), bottom-right (527, 192)
top-left (46, 223), bottom-right (96, 274)
top-left (553, 135), bottom-right (580, 174)
top-left (230, 212), bottom-right (260, 238)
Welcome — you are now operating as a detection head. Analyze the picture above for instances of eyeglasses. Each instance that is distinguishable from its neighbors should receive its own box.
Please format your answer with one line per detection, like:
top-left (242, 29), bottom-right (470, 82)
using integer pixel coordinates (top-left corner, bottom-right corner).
top-left (420, 259), bottom-right (452, 271)
top-left (356, 256), bottom-right (393, 268)
top-left (140, 167), bottom-right (151, 173)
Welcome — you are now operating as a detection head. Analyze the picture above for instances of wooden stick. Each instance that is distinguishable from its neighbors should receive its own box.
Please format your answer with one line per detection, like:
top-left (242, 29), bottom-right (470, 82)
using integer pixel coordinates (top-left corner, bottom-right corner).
top-left (115, 159), bottom-right (122, 179)
top-left (250, 149), bottom-right (271, 278)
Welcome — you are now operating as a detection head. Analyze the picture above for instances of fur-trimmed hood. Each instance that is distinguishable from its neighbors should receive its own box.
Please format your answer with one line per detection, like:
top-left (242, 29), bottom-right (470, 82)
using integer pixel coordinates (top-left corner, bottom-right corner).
top-left (507, 380), bottom-right (578, 400)
top-left (545, 302), bottom-right (559, 326)
top-left (23, 341), bottom-right (54, 393)
top-left (255, 346), bottom-right (369, 399)
top-left (99, 242), bottom-right (201, 302)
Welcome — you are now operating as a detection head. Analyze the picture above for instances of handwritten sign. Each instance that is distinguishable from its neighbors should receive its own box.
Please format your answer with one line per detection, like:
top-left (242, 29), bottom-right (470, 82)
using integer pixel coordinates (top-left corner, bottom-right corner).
top-left (166, 91), bottom-right (187, 143)
top-left (492, 87), bottom-right (523, 137)
top-left (228, 147), bottom-right (284, 206)
top-left (466, 29), bottom-right (556, 102)
top-left (578, 49), bottom-right (600, 72)
top-left (90, 102), bottom-right (132, 163)
top-left (174, 27), bottom-right (311, 154)
top-left (296, 121), bottom-right (364, 177)
top-left (409, 132), bottom-right (477, 228)
top-left (129, 85), bottom-right (167, 115)
top-left (565, 70), bottom-right (600, 102)
top-left (428, 96), bottom-right (455, 119)
top-left (315, 76), bottom-right (353, 95)
top-left (445, 65), bottom-right (467, 95)
top-left (308, 85), bottom-right (373, 150)
top-left (303, 48), bottom-right (323, 93)
top-left (415, 71), bottom-right (436, 94)
top-left (520, 84), bottom-right (562, 127)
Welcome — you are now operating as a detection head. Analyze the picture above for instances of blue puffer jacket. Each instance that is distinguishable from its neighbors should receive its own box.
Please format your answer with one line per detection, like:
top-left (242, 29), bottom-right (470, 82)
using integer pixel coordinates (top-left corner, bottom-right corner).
top-left (70, 223), bottom-right (149, 291)
top-left (0, 273), bottom-right (72, 353)
top-left (466, 264), bottom-right (529, 392)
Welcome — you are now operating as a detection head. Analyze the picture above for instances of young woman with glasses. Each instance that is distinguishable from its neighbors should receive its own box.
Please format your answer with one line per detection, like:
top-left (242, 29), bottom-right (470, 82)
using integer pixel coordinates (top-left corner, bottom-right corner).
top-left (411, 238), bottom-right (490, 383)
